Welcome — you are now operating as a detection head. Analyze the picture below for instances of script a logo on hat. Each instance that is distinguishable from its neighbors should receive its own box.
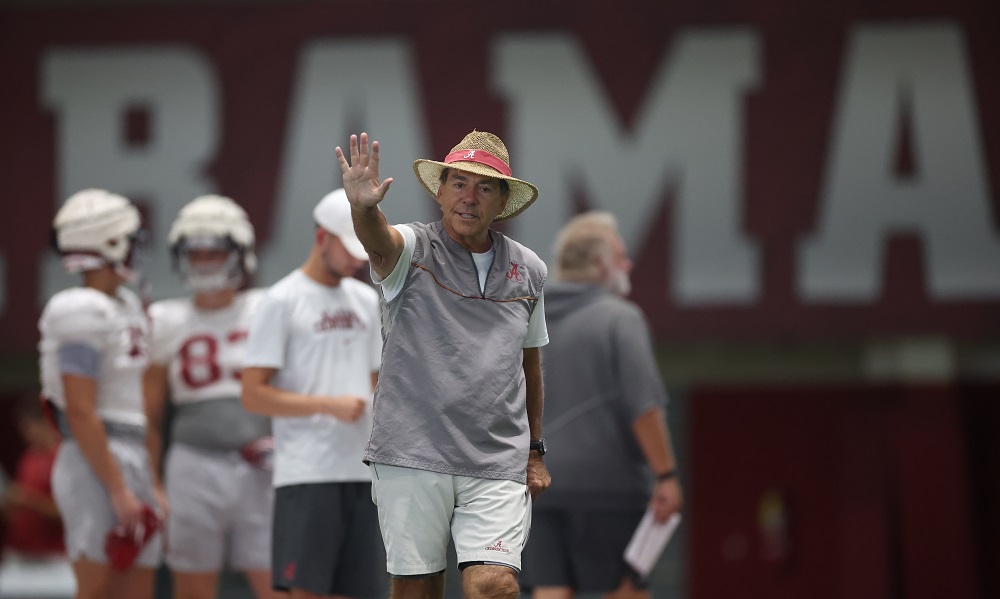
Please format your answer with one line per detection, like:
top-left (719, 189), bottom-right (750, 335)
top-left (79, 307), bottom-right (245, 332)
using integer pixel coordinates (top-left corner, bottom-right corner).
top-left (485, 540), bottom-right (511, 554)
top-left (464, 150), bottom-right (476, 159)
top-left (506, 261), bottom-right (523, 283)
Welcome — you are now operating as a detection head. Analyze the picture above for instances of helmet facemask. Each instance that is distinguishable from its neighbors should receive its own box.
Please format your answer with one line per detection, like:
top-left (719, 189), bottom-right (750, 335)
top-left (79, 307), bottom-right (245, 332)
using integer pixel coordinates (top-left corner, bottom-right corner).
top-left (114, 230), bottom-right (148, 283)
top-left (173, 234), bottom-right (246, 293)
top-left (167, 195), bottom-right (257, 294)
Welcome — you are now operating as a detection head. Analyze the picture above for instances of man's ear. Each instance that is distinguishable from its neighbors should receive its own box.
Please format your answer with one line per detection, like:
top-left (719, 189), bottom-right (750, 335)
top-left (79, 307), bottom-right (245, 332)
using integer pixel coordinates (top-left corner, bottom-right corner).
top-left (314, 226), bottom-right (327, 246)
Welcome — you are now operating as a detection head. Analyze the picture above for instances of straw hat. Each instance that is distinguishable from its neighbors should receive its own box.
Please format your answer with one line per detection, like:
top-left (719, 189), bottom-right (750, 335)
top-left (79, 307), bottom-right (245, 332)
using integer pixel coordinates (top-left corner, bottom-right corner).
top-left (412, 130), bottom-right (539, 222)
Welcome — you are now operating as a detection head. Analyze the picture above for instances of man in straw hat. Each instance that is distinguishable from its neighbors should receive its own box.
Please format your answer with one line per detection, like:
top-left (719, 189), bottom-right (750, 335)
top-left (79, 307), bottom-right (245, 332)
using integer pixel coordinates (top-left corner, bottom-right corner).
top-left (336, 131), bottom-right (551, 599)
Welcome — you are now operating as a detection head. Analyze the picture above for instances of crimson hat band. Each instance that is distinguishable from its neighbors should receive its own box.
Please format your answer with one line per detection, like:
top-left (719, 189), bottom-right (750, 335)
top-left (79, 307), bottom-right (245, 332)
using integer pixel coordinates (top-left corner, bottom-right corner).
top-left (443, 149), bottom-right (513, 177)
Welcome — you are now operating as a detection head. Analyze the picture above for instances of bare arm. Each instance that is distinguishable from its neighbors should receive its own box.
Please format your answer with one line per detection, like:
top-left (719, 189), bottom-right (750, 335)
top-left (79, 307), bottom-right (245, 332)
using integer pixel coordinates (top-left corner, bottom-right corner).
top-left (62, 373), bottom-right (144, 527)
top-left (241, 366), bottom-right (365, 422)
top-left (353, 200), bottom-right (405, 281)
top-left (523, 347), bottom-right (551, 500)
top-left (142, 363), bottom-right (170, 515)
top-left (633, 407), bottom-right (684, 522)
top-left (336, 132), bottom-right (404, 279)
top-left (524, 348), bottom-right (544, 441)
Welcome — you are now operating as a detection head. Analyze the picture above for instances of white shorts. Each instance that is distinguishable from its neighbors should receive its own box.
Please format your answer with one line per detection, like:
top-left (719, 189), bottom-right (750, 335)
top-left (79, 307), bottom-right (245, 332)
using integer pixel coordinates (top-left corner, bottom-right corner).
top-left (369, 463), bottom-right (531, 576)
top-left (165, 444), bottom-right (274, 572)
top-left (51, 438), bottom-right (164, 569)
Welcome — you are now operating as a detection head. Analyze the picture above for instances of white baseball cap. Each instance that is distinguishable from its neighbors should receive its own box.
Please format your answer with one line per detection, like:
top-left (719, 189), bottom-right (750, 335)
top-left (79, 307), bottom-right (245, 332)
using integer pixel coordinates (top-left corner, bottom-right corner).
top-left (313, 189), bottom-right (368, 261)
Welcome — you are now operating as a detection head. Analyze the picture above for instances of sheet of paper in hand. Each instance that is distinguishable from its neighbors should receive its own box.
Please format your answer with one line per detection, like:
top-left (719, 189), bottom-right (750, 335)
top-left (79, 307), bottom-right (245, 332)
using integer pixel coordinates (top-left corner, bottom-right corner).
top-left (623, 510), bottom-right (682, 579)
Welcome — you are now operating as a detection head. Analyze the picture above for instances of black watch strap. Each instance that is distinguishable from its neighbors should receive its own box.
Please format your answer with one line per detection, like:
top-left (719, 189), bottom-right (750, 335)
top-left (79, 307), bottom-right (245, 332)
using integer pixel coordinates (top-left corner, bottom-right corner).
top-left (529, 438), bottom-right (546, 455)
top-left (657, 468), bottom-right (678, 481)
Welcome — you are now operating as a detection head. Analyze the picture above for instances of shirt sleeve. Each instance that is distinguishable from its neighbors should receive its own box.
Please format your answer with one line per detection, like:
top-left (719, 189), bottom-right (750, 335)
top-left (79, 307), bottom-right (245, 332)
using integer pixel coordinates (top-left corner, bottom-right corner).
top-left (523, 292), bottom-right (549, 348)
top-left (368, 295), bottom-right (383, 373)
top-left (57, 342), bottom-right (102, 379)
top-left (243, 290), bottom-right (289, 369)
top-left (374, 224), bottom-right (416, 302)
top-left (613, 305), bottom-right (668, 421)
top-left (42, 295), bottom-right (111, 351)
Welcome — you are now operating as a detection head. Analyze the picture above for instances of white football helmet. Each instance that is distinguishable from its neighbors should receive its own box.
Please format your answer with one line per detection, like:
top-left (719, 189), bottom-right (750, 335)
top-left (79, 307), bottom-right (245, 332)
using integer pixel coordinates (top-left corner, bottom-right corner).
top-left (53, 189), bottom-right (142, 276)
top-left (168, 195), bottom-right (257, 292)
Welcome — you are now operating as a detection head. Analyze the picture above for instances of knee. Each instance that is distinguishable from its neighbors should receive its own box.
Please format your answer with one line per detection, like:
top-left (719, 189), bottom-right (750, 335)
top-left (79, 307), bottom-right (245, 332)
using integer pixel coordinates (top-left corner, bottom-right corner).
top-left (495, 572), bottom-right (520, 599)
top-left (391, 573), bottom-right (445, 599)
top-left (497, 573), bottom-right (521, 599)
top-left (464, 567), bottom-right (519, 599)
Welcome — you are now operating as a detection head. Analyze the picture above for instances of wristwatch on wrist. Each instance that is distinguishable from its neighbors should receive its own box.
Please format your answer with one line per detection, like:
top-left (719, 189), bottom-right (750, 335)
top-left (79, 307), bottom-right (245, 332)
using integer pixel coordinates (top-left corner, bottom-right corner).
top-left (529, 438), bottom-right (547, 456)
top-left (657, 468), bottom-right (678, 481)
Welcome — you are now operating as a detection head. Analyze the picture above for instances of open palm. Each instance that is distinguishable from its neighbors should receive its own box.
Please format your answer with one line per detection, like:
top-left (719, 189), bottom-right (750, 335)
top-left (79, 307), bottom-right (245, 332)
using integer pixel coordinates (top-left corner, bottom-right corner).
top-left (336, 132), bottom-right (393, 209)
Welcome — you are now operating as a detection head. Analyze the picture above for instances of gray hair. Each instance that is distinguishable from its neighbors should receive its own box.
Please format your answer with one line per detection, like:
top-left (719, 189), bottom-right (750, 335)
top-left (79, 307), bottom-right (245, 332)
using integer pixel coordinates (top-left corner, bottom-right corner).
top-left (552, 211), bottom-right (620, 282)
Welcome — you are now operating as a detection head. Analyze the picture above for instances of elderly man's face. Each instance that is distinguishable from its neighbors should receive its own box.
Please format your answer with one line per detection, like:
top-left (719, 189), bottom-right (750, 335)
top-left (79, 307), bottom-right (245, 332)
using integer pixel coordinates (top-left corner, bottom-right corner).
top-left (606, 234), bottom-right (633, 296)
top-left (436, 170), bottom-right (509, 251)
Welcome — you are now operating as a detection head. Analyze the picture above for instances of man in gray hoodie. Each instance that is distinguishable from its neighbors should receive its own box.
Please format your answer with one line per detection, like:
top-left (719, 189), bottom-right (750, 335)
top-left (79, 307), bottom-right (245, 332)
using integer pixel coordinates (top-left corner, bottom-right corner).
top-left (519, 211), bottom-right (684, 599)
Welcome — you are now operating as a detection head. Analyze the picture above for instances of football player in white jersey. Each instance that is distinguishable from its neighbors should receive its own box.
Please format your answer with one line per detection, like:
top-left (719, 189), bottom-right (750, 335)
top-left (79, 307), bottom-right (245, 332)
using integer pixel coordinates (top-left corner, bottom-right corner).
top-left (39, 189), bottom-right (163, 599)
top-left (144, 195), bottom-right (282, 599)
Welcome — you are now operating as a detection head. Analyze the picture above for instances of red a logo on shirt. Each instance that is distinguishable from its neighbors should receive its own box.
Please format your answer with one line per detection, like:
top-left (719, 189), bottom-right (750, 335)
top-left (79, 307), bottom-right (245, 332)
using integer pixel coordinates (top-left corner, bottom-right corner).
top-left (506, 261), bottom-right (523, 283)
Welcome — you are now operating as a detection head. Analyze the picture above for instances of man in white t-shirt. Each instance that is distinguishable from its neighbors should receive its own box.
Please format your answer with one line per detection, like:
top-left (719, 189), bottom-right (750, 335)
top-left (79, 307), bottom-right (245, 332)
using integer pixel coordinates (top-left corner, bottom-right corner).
top-left (241, 189), bottom-right (386, 599)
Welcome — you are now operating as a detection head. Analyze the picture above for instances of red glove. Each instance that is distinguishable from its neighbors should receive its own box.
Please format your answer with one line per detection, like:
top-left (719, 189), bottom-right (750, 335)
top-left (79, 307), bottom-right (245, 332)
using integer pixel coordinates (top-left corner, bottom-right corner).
top-left (105, 503), bottom-right (161, 570)
top-left (239, 436), bottom-right (275, 471)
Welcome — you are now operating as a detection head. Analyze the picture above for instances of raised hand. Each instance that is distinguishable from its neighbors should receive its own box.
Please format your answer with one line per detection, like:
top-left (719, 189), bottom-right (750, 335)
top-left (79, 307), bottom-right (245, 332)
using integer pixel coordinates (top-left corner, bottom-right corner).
top-left (335, 132), bottom-right (393, 209)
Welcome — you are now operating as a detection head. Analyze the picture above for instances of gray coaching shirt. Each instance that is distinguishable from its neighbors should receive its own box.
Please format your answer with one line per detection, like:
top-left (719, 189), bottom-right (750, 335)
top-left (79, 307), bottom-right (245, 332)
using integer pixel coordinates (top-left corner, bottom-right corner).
top-left (365, 221), bottom-right (546, 483)
top-left (538, 282), bottom-right (668, 509)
